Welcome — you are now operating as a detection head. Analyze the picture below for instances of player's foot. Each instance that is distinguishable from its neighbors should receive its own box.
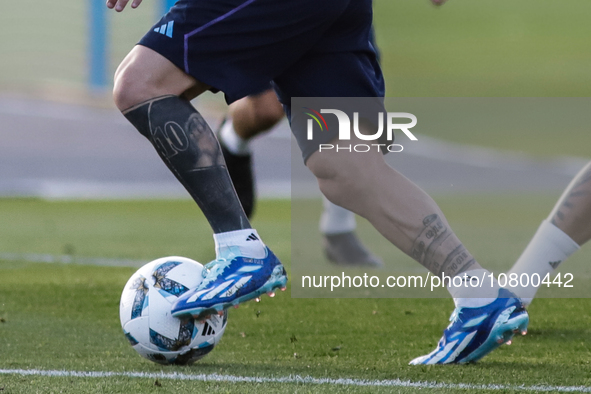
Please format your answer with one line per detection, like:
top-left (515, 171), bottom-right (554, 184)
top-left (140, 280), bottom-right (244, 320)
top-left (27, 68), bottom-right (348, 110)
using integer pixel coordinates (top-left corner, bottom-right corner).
top-left (409, 288), bottom-right (529, 365)
top-left (324, 231), bottom-right (383, 268)
top-left (171, 247), bottom-right (287, 319)
top-left (217, 118), bottom-right (255, 218)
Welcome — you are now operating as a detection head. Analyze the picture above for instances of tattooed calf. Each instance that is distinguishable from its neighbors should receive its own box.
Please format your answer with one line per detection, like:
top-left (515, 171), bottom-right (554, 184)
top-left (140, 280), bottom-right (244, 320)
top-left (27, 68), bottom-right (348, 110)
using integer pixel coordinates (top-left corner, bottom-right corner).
top-left (411, 214), bottom-right (476, 276)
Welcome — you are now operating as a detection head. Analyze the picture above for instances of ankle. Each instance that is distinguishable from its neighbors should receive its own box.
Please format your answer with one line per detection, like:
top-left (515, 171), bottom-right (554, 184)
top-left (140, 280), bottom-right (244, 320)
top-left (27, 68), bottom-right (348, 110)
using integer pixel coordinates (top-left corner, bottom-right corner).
top-left (214, 229), bottom-right (266, 260)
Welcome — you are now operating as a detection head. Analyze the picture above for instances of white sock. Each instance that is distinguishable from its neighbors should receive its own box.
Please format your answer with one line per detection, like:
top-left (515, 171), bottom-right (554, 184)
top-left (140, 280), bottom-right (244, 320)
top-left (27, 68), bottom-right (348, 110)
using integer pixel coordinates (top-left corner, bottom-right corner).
top-left (213, 229), bottom-right (266, 260)
top-left (447, 269), bottom-right (501, 309)
top-left (219, 118), bottom-right (251, 156)
top-left (319, 196), bottom-right (357, 235)
top-left (507, 220), bottom-right (580, 305)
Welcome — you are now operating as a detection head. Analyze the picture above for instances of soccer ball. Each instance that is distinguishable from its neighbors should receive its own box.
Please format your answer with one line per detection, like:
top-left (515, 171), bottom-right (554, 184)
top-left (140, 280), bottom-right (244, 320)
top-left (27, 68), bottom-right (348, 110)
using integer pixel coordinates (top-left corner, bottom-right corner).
top-left (119, 256), bottom-right (228, 365)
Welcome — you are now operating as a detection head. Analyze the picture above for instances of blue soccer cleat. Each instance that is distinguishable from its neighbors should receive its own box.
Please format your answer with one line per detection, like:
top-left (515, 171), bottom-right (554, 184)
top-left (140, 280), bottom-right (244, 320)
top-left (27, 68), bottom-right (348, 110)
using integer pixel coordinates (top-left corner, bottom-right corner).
top-left (409, 288), bottom-right (529, 365)
top-left (171, 247), bottom-right (287, 319)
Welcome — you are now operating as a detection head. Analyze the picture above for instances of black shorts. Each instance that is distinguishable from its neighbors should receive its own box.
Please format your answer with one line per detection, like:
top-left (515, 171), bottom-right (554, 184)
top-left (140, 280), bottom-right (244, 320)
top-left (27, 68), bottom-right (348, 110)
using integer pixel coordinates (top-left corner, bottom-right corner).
top-left (139, 0), bottom-right (385, 161)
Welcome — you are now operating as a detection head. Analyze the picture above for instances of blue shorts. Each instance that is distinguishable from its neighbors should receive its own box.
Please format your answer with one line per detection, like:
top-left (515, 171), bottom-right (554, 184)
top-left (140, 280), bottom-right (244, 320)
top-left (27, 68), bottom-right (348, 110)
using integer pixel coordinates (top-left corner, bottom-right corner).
top-left (138, 0), bottom-right (385, 160)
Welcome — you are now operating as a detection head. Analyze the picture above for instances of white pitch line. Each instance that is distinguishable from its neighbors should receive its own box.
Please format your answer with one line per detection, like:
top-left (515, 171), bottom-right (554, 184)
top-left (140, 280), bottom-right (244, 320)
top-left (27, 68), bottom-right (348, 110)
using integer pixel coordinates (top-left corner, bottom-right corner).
top-left (0, 369), bottom-right (590, 392)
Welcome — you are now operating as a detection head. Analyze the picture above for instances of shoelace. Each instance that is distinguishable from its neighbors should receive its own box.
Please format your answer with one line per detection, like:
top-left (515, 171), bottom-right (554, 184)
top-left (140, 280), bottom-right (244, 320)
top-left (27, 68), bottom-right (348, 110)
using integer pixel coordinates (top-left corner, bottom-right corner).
top-left (202, 259), bottom-right (219, 275)
top-left (449, 308), bottom-right (461, 323)
top-left (199, 258), bottom-right (231, 287)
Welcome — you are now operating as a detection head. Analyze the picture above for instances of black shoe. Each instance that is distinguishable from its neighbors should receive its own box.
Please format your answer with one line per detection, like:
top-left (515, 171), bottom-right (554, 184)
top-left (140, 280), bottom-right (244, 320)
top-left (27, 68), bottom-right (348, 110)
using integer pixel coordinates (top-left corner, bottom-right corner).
top-left (217, 118), bottom-right (256, 218)
top-left (323, 231), bottom-right (383, 268)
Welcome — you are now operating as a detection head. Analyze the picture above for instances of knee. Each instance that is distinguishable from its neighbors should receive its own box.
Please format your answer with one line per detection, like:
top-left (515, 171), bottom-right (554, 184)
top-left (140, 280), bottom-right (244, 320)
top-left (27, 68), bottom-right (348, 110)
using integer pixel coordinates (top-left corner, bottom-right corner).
top-left (313, 164), bottom-right (365, 208)
top-left (251, 100), bottom-right (284, 130)
top-left (234, 91), bottom-right (284, 132)
top-left (113, 45), bottom-right (204, 112)
top-left (113, 62), bottom-right (153, 112)
top-left (308, 151), bottom-right (378, 209)
top-left (317, 177), bottom-right (350, 208)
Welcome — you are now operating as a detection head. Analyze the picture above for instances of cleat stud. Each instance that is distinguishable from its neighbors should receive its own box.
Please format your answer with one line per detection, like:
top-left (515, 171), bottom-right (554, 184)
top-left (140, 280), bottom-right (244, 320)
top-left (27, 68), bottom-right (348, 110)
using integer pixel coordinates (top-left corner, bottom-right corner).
top-left (506, 340), bottom-right (512, 345)
top-left (255, 297), bottom-right (261, 303)
top-left (268, 292), bottom-right (276, 298)
top-left (521, 330), bottom-right (527, 336)
top-left (281, 287), bottom-right (287, 292)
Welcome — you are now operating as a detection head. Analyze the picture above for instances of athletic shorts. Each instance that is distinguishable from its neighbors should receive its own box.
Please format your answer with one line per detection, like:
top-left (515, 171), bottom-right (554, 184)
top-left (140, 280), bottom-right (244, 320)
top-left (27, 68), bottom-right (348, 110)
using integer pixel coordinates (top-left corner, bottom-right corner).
top-left (139, 0), bottom-right (385, 162)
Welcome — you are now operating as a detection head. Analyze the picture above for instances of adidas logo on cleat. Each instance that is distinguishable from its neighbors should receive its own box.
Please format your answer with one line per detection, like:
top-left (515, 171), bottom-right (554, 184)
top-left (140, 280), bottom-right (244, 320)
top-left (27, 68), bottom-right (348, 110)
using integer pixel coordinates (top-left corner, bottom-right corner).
top-left (246, 233), bottom-right (259, 241)
top-left (153, 21), bottom-right (174, 38)
top-left (201, 322), bottom-right (215, 336)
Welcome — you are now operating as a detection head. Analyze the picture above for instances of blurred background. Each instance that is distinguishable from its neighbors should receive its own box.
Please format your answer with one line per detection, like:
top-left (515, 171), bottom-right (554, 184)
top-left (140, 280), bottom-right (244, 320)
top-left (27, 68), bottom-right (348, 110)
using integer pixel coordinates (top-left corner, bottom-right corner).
top-left (1, 0), bottom-right (591, 200)
top-left (2, 0), bottom-right (591, 98)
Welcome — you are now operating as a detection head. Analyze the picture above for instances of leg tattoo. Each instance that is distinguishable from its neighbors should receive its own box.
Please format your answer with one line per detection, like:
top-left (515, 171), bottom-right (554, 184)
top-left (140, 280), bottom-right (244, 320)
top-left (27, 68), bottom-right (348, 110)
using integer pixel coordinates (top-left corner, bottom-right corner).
top-left (411, 214), bottom-right (476, 277)
top-left (124, 95), bottom-right (250, 233)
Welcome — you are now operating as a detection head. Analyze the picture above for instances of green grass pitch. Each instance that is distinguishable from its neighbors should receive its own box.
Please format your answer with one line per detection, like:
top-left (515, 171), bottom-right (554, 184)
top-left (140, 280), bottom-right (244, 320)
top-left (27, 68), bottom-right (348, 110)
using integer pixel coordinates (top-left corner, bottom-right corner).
top-left (2, 0), bottom-right (591, 391)
top-left (1, 198), bottom-right (590, 393)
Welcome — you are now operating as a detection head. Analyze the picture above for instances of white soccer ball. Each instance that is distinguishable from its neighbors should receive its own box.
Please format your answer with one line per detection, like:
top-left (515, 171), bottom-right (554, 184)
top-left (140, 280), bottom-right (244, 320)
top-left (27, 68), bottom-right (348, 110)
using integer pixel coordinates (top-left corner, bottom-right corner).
top-left (119, 256), bottom-right (228, 365)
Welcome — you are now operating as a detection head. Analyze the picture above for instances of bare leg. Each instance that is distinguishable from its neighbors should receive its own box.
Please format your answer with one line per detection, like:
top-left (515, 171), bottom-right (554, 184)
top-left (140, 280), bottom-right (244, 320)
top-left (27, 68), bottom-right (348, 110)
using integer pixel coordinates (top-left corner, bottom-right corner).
top-left (217, 90), bottom-right (285, 217)
top-left (305, 136), bottom-right (530, 367)
top-left (306, 138), bottom-right (482, 278)
top-left (304, 137), bottom-right (533, 367)
top-left (228, 90), bottom-right (286, 140)
top-left (114, 46), bottom-right (206, 110)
